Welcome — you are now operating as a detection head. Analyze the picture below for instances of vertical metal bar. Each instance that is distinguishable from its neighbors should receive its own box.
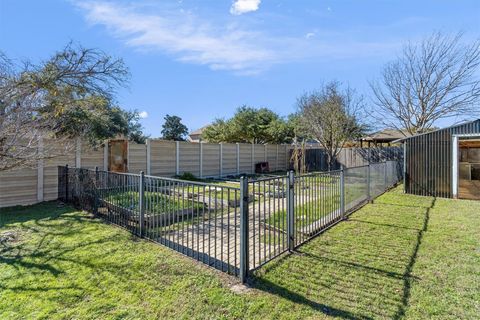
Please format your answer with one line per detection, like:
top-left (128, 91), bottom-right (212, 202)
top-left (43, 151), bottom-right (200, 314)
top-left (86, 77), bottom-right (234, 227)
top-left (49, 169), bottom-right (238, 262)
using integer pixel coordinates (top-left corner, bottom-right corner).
top-left (93, 166), bottom-right (99, 215)
top-left (176, 141), bottom-right (180, 175)
top-left (287, 170), bottom-right (295, 251)
top-left (340, 168), bottom-right (345, 218)
top-left (65, 164), bottom-right (69, 202)
top-left (139, 171), bottom-right (145, 237)
top-left (367, 163), bottom-right (371, 201)
top-left (384, 161), bottom-right (388, 191)
top-left (239, 176), bottom-right (249, 283)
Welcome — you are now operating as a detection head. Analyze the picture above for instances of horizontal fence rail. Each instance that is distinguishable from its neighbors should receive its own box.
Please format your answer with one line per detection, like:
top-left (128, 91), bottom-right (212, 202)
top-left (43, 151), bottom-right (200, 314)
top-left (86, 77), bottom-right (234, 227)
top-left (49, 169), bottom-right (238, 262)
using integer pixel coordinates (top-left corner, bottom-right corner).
top-left (58, 160), bottom-right (403, 282)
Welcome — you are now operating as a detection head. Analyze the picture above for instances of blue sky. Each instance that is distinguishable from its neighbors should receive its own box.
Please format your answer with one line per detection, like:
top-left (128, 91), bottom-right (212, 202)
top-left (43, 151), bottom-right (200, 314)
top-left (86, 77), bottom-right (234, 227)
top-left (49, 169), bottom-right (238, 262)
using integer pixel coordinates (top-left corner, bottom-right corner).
top-left (1, 0), bottom-right (479, 136)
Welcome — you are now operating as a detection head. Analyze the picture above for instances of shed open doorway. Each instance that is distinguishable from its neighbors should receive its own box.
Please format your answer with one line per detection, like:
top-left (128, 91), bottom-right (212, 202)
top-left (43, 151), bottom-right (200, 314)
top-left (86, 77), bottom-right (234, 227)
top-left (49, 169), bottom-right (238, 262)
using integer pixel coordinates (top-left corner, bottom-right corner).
top-left (457, 138), bottom-right (480, 200)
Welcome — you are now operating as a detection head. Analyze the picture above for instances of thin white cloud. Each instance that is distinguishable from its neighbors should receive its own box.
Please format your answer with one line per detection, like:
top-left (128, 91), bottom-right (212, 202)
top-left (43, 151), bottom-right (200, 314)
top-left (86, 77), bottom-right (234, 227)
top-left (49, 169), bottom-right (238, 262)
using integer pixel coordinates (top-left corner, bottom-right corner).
top-left (230, 0), bottom-right (261, 15)
top-left (139, 111), bottom-right (148, 119)
top-left (74, 1), bottom-right (404, 74)
top-left (76, 1), bottom-right (276, 74)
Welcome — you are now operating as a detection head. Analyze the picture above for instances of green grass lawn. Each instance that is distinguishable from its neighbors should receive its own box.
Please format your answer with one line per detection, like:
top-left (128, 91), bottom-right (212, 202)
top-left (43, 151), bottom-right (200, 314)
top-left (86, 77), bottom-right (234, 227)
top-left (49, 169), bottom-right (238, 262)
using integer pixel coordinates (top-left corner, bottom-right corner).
top-left (1, 186), bottom-right (478, 319)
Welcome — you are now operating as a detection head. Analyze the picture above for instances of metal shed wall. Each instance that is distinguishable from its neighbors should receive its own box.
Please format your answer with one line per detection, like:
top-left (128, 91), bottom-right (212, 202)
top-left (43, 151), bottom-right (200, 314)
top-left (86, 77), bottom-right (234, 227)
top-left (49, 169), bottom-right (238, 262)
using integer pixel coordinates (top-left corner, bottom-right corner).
top-left (405, 120), bottom-right (480, 198)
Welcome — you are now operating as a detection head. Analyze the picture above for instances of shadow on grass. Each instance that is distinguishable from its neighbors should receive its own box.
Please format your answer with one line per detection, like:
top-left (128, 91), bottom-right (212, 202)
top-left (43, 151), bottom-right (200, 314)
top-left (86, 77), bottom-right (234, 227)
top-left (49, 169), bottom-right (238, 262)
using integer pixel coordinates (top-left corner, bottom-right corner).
top-left (0, 202), bottom-right (124, 284)
top-left (393, 197), bottom-right (434, 320)
top-left (251, 195), bottom-right (435, 319)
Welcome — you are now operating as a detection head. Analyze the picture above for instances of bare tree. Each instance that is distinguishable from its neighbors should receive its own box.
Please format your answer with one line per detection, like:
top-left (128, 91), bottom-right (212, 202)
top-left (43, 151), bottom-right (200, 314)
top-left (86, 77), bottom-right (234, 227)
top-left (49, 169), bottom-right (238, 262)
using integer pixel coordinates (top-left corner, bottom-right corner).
top-left (371, 32), bottom-right (480, 135)
top-left (297, 81), bottom-right (368, 170)
top-left (0, 44), bottom-right (130, 171)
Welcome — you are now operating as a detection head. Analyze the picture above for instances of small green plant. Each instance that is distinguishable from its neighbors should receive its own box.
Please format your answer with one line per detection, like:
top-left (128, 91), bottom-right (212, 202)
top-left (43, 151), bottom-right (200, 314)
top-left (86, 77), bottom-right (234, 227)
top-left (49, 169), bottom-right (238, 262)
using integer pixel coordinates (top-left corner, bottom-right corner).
top-left (176, 172), bottom-right (199, 181)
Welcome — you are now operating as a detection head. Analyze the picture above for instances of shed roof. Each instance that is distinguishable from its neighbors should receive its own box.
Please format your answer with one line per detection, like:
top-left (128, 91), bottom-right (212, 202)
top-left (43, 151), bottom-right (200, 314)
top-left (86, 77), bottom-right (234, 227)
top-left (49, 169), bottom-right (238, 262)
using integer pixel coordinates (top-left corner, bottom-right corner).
top-left (393, 119), bottom-right (480, 143)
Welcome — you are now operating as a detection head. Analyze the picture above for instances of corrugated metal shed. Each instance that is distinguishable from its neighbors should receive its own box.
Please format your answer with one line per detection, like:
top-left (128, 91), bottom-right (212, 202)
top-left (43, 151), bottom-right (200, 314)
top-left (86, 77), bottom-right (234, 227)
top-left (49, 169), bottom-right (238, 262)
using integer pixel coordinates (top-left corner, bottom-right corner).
top-left (401, 119), bottom-right (480, 198)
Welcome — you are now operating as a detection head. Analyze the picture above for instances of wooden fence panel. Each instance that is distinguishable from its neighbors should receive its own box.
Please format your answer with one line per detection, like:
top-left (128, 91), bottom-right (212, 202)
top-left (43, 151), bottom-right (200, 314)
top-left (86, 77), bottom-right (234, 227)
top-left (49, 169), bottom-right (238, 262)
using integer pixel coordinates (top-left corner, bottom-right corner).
top-left (80, 143), bottom-right (104, 170)
top-left (222, 144), bottom-right (237, 176)
top-left (43, 152), bottom-right (75, 201)
top-left (178, 142), bottom-right (200, 176)
top-left (239, 143), bottom-right (253, 174)
top-left (202, 143), bottom-right (220, 177)
top-left (128, 143), bottom-right (147, 174)
top-left (150, 140), bottom-right (176, 177)
top-left (266, 145), bottom-right (278, 171)
top-left (254, 144), bottom-right (266, 165)
top-left (0, 168), bottom-right (38, 207)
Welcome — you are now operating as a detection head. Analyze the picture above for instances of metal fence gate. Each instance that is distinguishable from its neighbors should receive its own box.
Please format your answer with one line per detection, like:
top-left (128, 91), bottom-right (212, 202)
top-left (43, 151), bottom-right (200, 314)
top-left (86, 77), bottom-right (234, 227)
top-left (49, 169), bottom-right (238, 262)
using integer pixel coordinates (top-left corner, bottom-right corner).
top-left (58, 160), bottom-right (402, 282)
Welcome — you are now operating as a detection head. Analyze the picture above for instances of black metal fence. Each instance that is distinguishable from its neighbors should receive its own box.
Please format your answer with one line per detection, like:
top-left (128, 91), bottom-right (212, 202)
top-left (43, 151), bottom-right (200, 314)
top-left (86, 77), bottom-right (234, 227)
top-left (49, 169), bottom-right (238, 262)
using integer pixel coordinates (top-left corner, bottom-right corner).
top-left (58, 160), bottom-right (402, 282)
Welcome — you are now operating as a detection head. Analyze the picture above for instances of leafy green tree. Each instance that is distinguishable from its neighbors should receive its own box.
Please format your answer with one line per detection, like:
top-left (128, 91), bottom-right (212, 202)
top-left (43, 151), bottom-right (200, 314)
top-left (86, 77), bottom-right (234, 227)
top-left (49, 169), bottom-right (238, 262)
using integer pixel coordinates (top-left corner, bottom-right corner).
top-left (123, 110), bottom-right (149, 144)
top-left (202, 106), bottom-right (293, 144)
top-left (201, 119), bottom-right (234, 142)
top-left (161, 114), bottom-right (188, 141)
top-left (0, 43), bottom-right (144, 171)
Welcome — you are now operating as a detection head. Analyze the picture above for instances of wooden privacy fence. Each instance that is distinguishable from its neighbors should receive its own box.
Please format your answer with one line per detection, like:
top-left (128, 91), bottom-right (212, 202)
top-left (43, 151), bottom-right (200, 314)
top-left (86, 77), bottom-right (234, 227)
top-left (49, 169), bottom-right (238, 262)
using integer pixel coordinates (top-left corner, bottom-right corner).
top-left (146, 140), bottom-right (289, 177)
top-left (299, 146), bottom-right (403, 171)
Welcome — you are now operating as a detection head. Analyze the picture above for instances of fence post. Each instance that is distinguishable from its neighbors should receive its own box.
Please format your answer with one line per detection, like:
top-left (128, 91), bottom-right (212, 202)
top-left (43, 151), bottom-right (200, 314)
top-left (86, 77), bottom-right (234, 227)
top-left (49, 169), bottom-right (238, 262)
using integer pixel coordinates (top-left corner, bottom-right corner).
top-left (239, 176), bottom-right (249, 283)
top-left (176, 141), bottom-right (180, 175)
top-left (367, 164), bottom-right (371, 202)
top-left (103, 140), bottom-right (109, 171)
top-left (75, 137), bottom-right (81, 168)
top-left (287, 170), bottom-right (295, 251)
top-left (340, 167), bottom-right (345, 218)
top-left (65, 164), bottom-right (69, 202)
top-left (276, 145), bottom-right (279, 171)
top-left (384, 161), bottom-right (388, 189)
top-left (93, 166), bottom-right (99, 215)
top-left (236, 143), bottom-right (240, 175)
top-left (139, 171), bottom-right (145, 237)
top-left (37, 136), bottom-right (44, 202)
top-left (199, 142), bottom-right (203, 178)
top-left (251, 143), bottom-right (255, 174)
top-left (146, 139), bottom-right (151, 175)
top-left (219, 143), bottom-right (223, 177)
